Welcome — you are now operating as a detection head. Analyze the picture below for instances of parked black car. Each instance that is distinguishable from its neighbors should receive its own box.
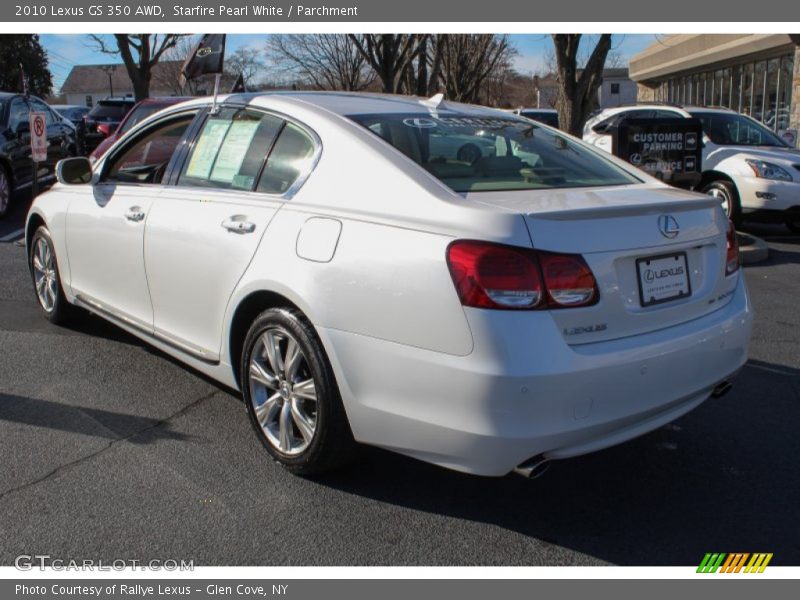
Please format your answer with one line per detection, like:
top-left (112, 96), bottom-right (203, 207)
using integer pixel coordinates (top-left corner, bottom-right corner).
top-left (81, 97), bottom-right (136, 154)
top-left (0, 92), bottom-right (77, 218)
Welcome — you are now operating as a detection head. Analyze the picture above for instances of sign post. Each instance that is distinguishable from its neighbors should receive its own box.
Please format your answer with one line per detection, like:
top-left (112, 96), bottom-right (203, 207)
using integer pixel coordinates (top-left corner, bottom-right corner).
top-left (29, 111), bottom-right (47, 199)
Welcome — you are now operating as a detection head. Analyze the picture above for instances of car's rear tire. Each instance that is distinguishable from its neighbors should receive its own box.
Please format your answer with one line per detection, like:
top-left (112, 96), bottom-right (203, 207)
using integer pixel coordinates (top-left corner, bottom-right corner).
top-left (0, 164), bottom-right (11, 218)
top-left (702, 180), bottom-right (742, 226)
top-left (30, 226), bottom-right (72, 324)
top-left (241, 307), bottom-right (356, 475)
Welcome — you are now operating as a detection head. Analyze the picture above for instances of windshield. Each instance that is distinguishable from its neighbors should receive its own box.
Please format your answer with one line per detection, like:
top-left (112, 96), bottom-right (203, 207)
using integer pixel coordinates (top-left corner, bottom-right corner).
top-left (520, 111), bottom-right (559, 129)
top-left (120, 103), bottom-right (169, 134)
top-left (89, 102), bottom-right (132, 121)
top-left (349, 113), bottom-right (638, 193)
top-left (690, 111), bottom-right (790, 147)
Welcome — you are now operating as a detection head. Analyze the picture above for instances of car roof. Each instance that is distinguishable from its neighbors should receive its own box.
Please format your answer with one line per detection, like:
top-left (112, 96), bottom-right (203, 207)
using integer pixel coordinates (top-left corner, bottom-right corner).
top-left (518, 108), bottom-right (557, 113)
top-left (216, 91), bottom-right (519, 118)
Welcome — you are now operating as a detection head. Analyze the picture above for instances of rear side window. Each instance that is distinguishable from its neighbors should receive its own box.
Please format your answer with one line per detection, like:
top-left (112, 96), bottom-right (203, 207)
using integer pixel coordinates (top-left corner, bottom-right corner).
top-left (180, 108), bottom-right (283, 191)
top-left (256, 123), bottom-right (316, 195)
top-left (89, 102), bottom-right (132, 121)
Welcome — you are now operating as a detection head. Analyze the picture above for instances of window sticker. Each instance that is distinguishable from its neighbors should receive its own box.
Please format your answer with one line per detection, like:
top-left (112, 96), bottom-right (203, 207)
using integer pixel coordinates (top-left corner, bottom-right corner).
top-left (185, 119), bottom-right (231, 179)
top-left (210, 119), bottom-right (260, 183)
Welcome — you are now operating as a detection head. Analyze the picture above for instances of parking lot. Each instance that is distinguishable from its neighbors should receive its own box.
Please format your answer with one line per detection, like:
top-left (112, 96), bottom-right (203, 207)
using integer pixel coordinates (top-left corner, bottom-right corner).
top-left (0, 194), bottom-right (798, 566)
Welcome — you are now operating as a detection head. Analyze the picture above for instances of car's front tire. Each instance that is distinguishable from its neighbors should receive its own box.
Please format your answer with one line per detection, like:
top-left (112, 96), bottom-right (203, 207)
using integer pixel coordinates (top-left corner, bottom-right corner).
top-left (30, 226), bottom-right (71, 324)
top-left (241, 307), bottom-right (356, 475)
top-left (702, 180), bottom-right (742, 226)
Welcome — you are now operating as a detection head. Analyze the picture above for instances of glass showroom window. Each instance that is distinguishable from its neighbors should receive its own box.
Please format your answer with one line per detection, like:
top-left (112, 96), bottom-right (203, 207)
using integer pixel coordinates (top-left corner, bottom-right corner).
top-left (753, 60), bottom-right (767, 121)
top-left (741, 62), bottom-right (754, 117)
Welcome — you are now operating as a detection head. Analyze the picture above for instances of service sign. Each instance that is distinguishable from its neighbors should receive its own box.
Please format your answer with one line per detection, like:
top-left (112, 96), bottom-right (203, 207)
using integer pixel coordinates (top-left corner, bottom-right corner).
top-left (613, 117), bottom-right (703, 189)
top-left (29, 111), bottom-right (48, 162)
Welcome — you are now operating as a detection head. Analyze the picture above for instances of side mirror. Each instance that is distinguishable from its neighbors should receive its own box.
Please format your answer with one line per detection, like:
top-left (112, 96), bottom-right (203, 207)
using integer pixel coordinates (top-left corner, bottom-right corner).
top-left (56, 157), bottom-right (93, 185)
top-left (592, 122), bottom-right (609, 134)
top-left (15, 121), bottom-right (30, 137)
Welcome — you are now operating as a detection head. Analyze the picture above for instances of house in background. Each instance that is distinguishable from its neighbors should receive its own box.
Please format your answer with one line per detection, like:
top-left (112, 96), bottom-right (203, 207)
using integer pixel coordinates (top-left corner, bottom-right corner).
top-left (60, 61), bottom-right (203, 106)
top-left (529, 68), bottom-right (636, 110)
top-left (596, 68), bottom-right (638, 107)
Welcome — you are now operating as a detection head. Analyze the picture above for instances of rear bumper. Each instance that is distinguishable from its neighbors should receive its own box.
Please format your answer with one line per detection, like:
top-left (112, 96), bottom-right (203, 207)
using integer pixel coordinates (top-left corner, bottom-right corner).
top-left (320, 276), bottom-right (753, 476)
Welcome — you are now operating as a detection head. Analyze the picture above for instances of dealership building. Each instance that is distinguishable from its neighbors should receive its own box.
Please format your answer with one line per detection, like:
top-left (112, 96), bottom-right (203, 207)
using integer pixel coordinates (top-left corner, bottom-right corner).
top-left (630, 34), bottom-right (800, 143)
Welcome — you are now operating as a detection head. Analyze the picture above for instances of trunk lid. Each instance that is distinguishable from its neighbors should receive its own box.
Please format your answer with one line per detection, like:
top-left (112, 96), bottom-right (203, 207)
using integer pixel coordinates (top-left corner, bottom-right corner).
top-left (466, 184), bottom-right (738, 344)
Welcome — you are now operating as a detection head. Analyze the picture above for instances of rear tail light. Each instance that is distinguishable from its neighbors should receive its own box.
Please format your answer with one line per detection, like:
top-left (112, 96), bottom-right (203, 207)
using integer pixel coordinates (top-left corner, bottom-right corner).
top-left (725, 220), bottom-right (740, 275)
top-left (446, 240), bottom-right (598, 310)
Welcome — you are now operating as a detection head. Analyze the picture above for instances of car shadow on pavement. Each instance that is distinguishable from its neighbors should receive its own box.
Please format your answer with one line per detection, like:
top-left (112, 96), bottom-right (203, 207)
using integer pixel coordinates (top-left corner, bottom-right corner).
top-left (0, 393), bottom-right (192, 444)
top-left (313, 358), bottom-right (800, 566)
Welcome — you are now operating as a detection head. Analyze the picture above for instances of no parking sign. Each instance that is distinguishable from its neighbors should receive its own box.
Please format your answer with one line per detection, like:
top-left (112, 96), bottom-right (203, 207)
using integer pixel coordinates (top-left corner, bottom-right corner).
top-left (29, 111), bottom-right (47, 162)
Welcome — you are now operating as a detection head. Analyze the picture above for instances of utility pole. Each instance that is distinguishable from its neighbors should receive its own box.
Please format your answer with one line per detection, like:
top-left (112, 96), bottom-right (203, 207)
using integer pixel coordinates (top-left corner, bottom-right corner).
top-left (102, 65), bottom-right (117, 97)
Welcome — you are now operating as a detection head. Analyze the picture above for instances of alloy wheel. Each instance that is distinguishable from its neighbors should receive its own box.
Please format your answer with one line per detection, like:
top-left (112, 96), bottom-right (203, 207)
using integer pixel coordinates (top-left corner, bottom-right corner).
top-left (248, 327), bottom-right (318, 456)
top-left (707, 186), bottom-right (731, 218)
top-left (32, 237), bottom-right (58, 313)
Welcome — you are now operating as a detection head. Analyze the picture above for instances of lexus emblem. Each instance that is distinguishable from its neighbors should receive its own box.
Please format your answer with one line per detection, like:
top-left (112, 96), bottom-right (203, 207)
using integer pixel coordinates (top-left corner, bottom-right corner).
top-left (658, 215), bottom-right (680, 239)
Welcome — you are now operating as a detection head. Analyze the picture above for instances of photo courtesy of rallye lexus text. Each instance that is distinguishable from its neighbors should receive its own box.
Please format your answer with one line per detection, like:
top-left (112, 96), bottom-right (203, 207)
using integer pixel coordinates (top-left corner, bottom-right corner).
top-left (25, 88), bottom-right (753, 478)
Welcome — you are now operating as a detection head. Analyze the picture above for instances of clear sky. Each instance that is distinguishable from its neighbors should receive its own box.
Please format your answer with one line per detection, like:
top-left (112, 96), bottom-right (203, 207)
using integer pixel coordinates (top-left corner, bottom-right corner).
top-left (41, 33), bottom-right (659, 92)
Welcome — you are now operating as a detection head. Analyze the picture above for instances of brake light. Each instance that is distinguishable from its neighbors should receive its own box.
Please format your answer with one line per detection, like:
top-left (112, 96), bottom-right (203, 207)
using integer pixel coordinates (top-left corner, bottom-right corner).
top-left (539, 253), bottom-right (598, 307)
top-left (446, 240), bottom-right (598, 310)
top-left (726, 220), bottom-right (740, 275)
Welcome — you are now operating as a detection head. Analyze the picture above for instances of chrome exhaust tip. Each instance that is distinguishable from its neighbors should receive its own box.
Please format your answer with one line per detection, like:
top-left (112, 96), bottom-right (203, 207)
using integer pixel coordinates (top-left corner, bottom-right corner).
top-left (711, 380), bottom-right (733, 399)
top-left (513, 456), bottom-right (551, 479)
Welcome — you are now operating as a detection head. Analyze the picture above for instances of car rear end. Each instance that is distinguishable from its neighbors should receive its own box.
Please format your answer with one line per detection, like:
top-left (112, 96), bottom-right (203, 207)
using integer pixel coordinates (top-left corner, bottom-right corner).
top-left (82, 99), bottom-right (135, 154)
top-left (339, 107), bottom-right (752, 476)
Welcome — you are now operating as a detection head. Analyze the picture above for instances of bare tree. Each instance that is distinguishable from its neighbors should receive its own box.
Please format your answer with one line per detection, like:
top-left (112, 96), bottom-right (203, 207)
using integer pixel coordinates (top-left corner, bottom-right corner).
top-left (348, 34), bottom-right (424, 94)
top-left (551, 34), bottom-right (612, 136)
top-left (436, 35), bottom-right (516, 105)
top-left (268, 35), bottom-right (374, 91)
top-left (87, 34), bottom-right (185, 101)
top-left (226, 46), bottom-right (266, 89)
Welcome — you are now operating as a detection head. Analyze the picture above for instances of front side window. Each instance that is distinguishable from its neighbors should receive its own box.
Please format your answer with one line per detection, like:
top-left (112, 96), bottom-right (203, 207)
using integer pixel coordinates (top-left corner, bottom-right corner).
top-left (8, 98), bottom-right (29, 131)
top-left (350, 113), bottom-right (639, 193)
top-left (29, 99), bottom-right (54, 125)
top-left (103, 114), bottom-right (195, 184)
top-left (691, 111), bottom-right (789, 147)
top-left (120, 103), bottom-right (171, 135)
top-left (181, 108), bottom-right (283, 191)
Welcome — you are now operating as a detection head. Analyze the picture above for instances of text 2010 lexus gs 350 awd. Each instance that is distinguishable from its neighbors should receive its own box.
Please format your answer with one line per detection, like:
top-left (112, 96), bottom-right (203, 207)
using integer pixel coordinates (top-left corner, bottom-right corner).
top-left (26, 92), bottom-right (753, 477)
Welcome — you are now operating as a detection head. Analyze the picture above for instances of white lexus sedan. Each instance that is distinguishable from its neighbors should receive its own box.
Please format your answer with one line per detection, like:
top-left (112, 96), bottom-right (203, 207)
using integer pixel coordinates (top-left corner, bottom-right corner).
top-left (26, 92), bottom-right (753, 478)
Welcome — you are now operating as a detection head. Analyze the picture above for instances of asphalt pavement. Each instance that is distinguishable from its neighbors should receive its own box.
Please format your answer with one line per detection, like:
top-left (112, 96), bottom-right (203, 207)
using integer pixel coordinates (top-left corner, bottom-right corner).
top-left (0, 192), bottom-right (798, 566)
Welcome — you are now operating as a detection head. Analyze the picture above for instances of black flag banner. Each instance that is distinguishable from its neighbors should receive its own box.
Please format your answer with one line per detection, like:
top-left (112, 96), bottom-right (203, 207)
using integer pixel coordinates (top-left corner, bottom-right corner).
top-left (229, 72), bottom-right (246, 93)
top-left (180, 34), bottom-right (226, 86)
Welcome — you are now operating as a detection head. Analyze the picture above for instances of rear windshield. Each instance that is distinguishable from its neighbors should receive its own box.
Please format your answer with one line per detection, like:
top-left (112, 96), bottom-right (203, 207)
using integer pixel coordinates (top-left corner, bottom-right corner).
top-left (89, 102), bottom-right (132, 121)
top-left (349, 113), bottom-right (638, 192)
top-left (520, 111), bottom-right (559, 129)
top-left (120, 103), bottom-right (168, 134)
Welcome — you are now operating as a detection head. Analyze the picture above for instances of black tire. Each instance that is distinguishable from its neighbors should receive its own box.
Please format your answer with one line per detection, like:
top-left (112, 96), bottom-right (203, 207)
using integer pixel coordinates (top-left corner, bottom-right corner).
top-left (29, 226), bottom-right (72, 324)
top-left (702, 180), bottom-right (742, 226)
top-left (0, 164), bottom-right (11, 219)
top-left (787, 220), bottom-right (800, 234)
top-left (241, 307), bottom-right (356, 475)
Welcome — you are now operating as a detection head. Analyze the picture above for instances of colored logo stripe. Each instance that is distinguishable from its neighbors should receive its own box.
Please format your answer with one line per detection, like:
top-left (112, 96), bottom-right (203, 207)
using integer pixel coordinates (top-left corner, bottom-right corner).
top-left (697, 553), bottom-right (773, 573)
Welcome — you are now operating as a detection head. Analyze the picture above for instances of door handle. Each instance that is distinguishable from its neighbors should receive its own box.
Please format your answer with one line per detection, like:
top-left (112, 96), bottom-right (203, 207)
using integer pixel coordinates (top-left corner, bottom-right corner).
top-left (124, 206), bottom-right (146, 222)
top-left (221, 217), bottom-right (256, 234)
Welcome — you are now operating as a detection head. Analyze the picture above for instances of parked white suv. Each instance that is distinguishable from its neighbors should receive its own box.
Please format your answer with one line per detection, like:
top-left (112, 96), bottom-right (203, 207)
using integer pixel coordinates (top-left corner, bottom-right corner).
top-left (584, 104), bottom-right (800, 231)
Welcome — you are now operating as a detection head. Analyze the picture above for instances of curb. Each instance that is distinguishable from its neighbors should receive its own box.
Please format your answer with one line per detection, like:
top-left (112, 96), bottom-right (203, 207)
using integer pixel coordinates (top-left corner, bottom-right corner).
top-left (736, 232), bottom-right (769, 265)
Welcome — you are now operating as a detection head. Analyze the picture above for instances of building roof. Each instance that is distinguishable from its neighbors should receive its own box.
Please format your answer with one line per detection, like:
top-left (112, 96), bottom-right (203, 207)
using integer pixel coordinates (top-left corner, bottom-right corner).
top-left (61, 61), bottom-right (183, 94)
